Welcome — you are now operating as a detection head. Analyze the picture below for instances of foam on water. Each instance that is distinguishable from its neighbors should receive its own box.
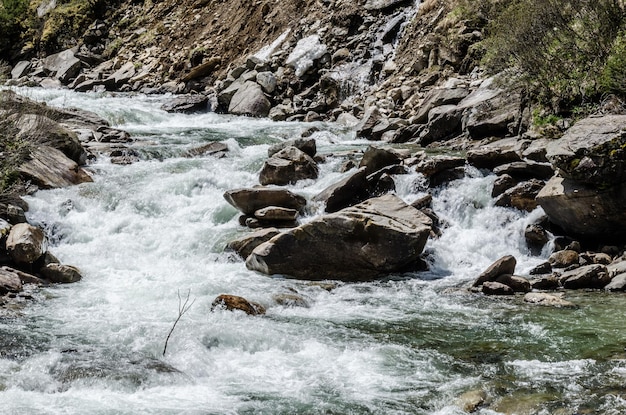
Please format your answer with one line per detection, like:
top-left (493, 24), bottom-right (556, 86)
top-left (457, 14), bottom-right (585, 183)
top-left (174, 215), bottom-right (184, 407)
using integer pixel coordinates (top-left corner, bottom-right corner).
top-left (1, 88), bottom-right (625, 414)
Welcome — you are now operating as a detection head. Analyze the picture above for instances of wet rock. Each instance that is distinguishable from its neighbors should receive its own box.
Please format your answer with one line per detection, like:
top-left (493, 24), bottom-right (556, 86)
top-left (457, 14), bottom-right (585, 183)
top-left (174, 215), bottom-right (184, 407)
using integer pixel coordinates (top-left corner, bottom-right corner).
top-left (17, 146), bottom-right (93, 189)
top-left (418, 105), bottom-right (464, 145)
top-left (525, 224), bottom-right (549, 253)
top-left (313, 167), bottom-right (370, 213)
top-left (6, 223), bottom-right (46, 264)
top-left (494, 179), bottom-right (544, 212)
top-left (481, 281), bottom-right (514, 295)
top-left (108, 62), bottom-right (136, 87)
top-left (472, 255), bottom-right (517, 287)
top-left (39, 263), bottom-right (82, 283)
top-left (456, 389), bottom-right (486, 413)
top-left (608, 260), bottom-right (626, 277)
top-left (273, 293), bottom-right (310, 308)
top-left (523, 292), bottom-right (577, 308)
top-left (256, 71), bottom-right (277, 94)
top-left (268, 138), bottom-right (316, 158)
top-left (559, 264), bottom-right (610, 289)
top-left (161, 94), bottom-right (209, 113)
top-left (358, 145), bottom-right (403, 175)
top-left (0, 268), bottom-right (22, 295)
top-left (467, 148), bottom-right (521, 170)
top-left (491, 174), bottom-right (516, 198)
top-left (429, 167), bottom-right (466, 187)
top-left (211, 294), bottom-right (265, 315)
top-left (228, 81), bottom-right (271, 117)
top-left (356, 107), bottom-right (382, 139)
top-left (254, 206), bottom-right (298, 221)
top-left (411, 194), bottom-right (432, 210)
top-left (226, 228), bottom-right (280, 260)
top-left (529, 274), bottom-right (559, 290)
top-left (259, 146), bottom-right (319, 185)
top-left (223, 188), bottom-right (306, 215)
top-left (184, 142), bottom-right (229, 158)
top-left (496, 274), bottom-right (531, 292)
top-left (415, 155), bottom-right (465, 177)
top-left (548, 250), bottom-right (579, 269)
top-left (605, 273), bottom-right (626, 292)
top-left (0, 203), bottom-right (27, 224)
top-left (2, 266), bottom-right (45, 285)
top-left (246, 195), bottom-right (432, 281)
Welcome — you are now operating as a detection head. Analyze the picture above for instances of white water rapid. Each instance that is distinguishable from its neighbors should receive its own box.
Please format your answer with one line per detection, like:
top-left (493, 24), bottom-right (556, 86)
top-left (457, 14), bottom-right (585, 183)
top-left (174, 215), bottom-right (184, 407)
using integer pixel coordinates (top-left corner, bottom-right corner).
top-left (1, 88), bottom-right (626, 415)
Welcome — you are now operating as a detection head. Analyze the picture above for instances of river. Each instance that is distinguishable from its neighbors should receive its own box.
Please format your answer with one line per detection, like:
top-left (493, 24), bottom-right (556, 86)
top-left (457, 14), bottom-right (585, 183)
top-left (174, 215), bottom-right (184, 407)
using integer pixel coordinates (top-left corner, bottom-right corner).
top-left (1, 88), bottom-right (625, 414)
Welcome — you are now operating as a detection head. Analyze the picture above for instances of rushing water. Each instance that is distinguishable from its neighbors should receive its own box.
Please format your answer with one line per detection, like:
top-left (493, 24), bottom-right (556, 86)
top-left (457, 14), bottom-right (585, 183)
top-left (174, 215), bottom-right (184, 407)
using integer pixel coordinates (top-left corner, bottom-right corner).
top-left (1, 88), bottom-right (626, 414)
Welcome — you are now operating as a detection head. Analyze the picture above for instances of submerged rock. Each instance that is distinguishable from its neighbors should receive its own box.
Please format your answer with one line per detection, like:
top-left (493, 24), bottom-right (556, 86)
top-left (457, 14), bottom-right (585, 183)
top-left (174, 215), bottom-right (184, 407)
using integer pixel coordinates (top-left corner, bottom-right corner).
top-left (223, 188), bottom-right (306, 215)
top-left (246, 195), bottom-right (432, 281)
top-left (211, 294), bottom-right (265, 315)
top-left (0, 268), bottom-right (23, 295)
top-left (227, 228), bottom-right (281, 260)
top-left (39, 263), bottom-right (82, 283)
top-left (523, 292), bottom-right (577, 308)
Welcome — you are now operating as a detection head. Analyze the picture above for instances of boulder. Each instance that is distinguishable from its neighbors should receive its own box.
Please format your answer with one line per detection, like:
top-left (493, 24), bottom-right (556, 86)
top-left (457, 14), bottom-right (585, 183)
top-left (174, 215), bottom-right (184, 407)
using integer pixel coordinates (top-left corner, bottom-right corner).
top-left (491, 174), bottom-right (516, 198)
top-left (39, 263), bottom-right (82, 283)
top-left (226, 228), bottom-right (280, 259)
top-left (184, 142), bottom-right (229, 158)
top-left (493, 161), bottom-right (554, 181)
top-left (211, 294), bottom-right (265, 315)
top-left (256, 71), bottom-right (277, 94)
top-left (472, 255), bottom-right (517, 287)
top-left (415, 155), bottom-right (465, 177)
top-left (467, 148), bottom-right (521, 170)
top-left (254, 206), bottom-right (298, 221)
top-left (6, 223), bottom-right (46, 264)
top-left (481, 281), bottom-right (514, 295)
top-left (268, 138), bottom-right (316, 158)
top-left (313, 167), bottom-right (370, 213)
top-left (605, 273), bottom-right (626, 292)
top-left (223, 188), bottom-right (306, 215)
top-left (108, 62), bottom-right (136, 86)
top-left (496, 274), bottom-right (531, 292)
top-left (608, 260), bottom-right (626, 277)
top-left (246, 195), bottom-right (432, 281)
top-left (548, 250), bottom-right (579, 268)
top-left (418, 105), bottom-right (464, 145)
top-left (43, 49), bottom-right (81, 83)
top-left (13, 114), bottom-right (87, 164)
top-left (181, 56), bottom-right (222, 82)
top-left (494, 179), bottom-right (544, 212)
top-left (545, 114), bottom-right (626, 186)
top-left (11, 61), bottom-right (31, 79)
top-left (457, 389), bottom-right (487, 413)
top-left (161, 94), bottom-right (209, 113)
top-left (536, 176), bottom-right (626, 238)
top-left (523, 292), bottom-right (577, 308)
top-left (524, 224), bottom-right (549, 252)
top-left (0, 268), bottom-right (22, 294)
top-left (228, 81), bottom-right (271, 117)
top-left (529, 274), bottom-right (560, 290)
top-left (18, 146), bottom-right (93, 189)
top-left (414, 87), bottom-right (470, 124)
top-left (356, 107), bottom-right (382, 139)
top-left (259, 146), bottom-right (319, 185)
top-left (358, 146), bottom-right (403, 175)
top-left (273, 293), bottom-right (310, 308)
top-left (559, 264), bottom-right (610, 289)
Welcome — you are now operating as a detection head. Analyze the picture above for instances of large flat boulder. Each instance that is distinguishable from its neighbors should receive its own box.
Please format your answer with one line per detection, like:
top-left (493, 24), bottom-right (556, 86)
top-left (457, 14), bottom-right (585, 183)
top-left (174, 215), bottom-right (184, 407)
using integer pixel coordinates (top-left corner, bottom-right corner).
top-left (17, 146), bottom-right (93, 189)
top-left (43, 49), bottom-right (82, 83)
top-left (228, 81), bottom-right (271, 117)
top-left (545, 115), bottom-right (626, 186)
top-left (6, 223), bottom-right (46, 264)
top-left (537, 176), bottom-right (626, 237)
top-left (223, 188), bottom-right (306, 215)
top-left (246, 195), bottom-right (432, 281)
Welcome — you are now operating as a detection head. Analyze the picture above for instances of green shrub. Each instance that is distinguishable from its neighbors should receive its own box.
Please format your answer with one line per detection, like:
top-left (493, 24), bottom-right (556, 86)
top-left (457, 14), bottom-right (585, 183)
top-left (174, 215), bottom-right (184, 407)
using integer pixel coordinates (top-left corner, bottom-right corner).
top-left (482, 0), bottom-right (625, 109)
top-left (600, 30), bottom-right (626, 96)
top-left (0, 0), bottom-right (29, 57)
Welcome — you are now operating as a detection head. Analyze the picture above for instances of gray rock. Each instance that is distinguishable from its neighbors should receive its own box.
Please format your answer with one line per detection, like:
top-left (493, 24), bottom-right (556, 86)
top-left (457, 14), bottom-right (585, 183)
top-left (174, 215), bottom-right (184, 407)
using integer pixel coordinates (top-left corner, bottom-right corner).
top-left (537, 176), bottom-right (626, 238)
top-left (254, 206), bottom-right (298, 221)
top-left (559, 264), bottom-right (610, 289)
top-left (491, 174), bottom-right (516, 197)
top-left (545, 114), bottom-right (626, 186)
top-left (313, 167), bottom-right (370, 213)
top-left (223, 188), bottom-right (306, 215)
top-left (493, 161), bottom-right (554, 181)
top-left (482, 281), bottom-right (514, 295)
top-left (273, 293), bottom-right (310, 308)
top-left (11, 61), bottom-right (31, 79)
top-left (18, 146), bottom-right (93, 189)
top-left (529, 274), bottom-right (559, 290)
top-left (496, 274), bottom-right (531, 292)
top-left (40, 263), bottom-right (82, 283)
top-left (184, 142), bottom-right (228, 158)
top-left (226, 228), bottom-right (280, 259)
top-left (0, 268), bottom-right (22, 294)
top-left (605, 273), bottom-right (626, 291)
top-left (358, 145), bottom-right (403, 175)
top-left (246, 195), bottom-right (432, 281)
top-left (43, 49), bottom-right (82, 83)
top-left (494, 179), bottom-right (544, 212)
top-left (472, 255), bottom-right (516, 287)
top-left (524, 292), bottom-right (577, 308)
top-left (415, 155), bottom-right (465, 177)
top-left (228, 81), bottom-right (271, 117)
top-left (415, 87), bottom-right (470, 124)
top-left (356, 106), bottom-right (382, 139)
top-left (418, 105), bottom-right (463, 145)
top-left (109, 61), bottom-right (136, 86)
top-left (256, 71), bottom-right (277, 94)
top-left (268, 138), bottom-right (316, 158)
top-left (259, 146), bottom-right (319, 185)
top-left (6, 223), bottom-right (46, 264)
top-left (549, 250), bottom-right (580, 268)
top-left (161, 94), bottom-right (209, 113)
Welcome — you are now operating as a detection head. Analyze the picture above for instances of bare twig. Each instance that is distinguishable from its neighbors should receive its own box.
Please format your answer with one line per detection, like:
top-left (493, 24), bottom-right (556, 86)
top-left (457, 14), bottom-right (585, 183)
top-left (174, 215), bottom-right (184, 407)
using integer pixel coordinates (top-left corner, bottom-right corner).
top-left (162, 289), bottom-right (196, 356)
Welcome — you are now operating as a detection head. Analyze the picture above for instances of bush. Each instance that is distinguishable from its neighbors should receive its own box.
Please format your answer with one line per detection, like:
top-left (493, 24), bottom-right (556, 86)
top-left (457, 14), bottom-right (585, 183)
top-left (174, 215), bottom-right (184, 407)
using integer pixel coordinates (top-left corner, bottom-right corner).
top-left (482, 0), bottom-right (626, 109)
top-left (0, 0), bottom-right (29, 57)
